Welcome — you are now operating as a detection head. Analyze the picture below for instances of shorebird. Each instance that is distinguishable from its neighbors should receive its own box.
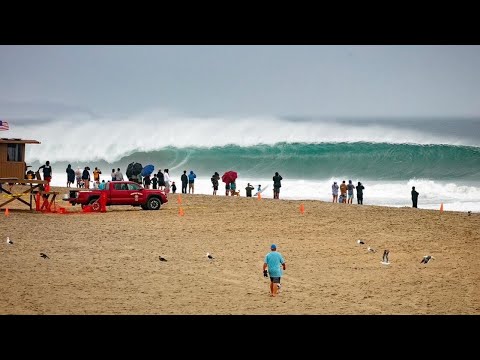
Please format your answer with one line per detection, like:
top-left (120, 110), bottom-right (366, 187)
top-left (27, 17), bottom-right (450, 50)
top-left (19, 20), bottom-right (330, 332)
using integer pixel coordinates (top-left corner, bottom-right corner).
top-left (158, 256), bottom-right (167, 262)
top-left (40, 253), bottom-right (49, 259)
top-left (357, 240), bottom-right (365, 245)
top-left (420, 255), bottom-right (435, 264)
top-left (367, 247), bottom-right (376, 253)
top-left (206, 253), bottom-right (214, 260)
top-left (6, 237), bottom-right (13, 245)
top-left (381, 250), bottom-right (390, 265)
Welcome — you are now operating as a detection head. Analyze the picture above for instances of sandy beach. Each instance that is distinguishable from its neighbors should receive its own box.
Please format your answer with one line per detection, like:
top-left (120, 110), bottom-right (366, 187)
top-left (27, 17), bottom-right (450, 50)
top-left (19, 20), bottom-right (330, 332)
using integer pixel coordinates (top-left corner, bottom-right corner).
top-left (0, 185), bottom-right (479, 314)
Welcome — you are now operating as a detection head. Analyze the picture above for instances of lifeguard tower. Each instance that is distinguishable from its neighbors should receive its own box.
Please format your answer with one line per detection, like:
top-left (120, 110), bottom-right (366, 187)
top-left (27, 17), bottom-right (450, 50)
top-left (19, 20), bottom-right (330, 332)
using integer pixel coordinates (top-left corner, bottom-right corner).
top-left (0, 138), bottom-right (49, 210)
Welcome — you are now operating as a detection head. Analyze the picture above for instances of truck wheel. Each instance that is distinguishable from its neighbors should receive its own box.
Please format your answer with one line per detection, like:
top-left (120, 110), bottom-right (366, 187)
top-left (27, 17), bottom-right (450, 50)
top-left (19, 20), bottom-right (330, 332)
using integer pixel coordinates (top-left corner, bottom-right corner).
top-left (89, 198), bottom-right (101, 211)
top-left (147, 197), bottom-right (161, 210)
top-left (141, 204), bottom-right (148, 210)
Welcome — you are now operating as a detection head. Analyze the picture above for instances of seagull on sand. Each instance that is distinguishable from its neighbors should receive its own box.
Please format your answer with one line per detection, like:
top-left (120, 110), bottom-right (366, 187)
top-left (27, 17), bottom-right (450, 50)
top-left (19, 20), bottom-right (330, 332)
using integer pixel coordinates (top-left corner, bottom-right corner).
top-left (206, 253), bottom-right (214, 260)
top-left (40, 253), bottom-right (49, 259)
top-left (357, 240), bottom-right (365, 245)
top-left (420, 255), bottom-right (435, 264)
top-left (381, 250), bottom-right (390, 265)
top-left (158, 256), bottom-right (167, 262)
top-left (367, 247), bottom-right (376, 253)
top-left (6, 237), bottom-right (13, 245)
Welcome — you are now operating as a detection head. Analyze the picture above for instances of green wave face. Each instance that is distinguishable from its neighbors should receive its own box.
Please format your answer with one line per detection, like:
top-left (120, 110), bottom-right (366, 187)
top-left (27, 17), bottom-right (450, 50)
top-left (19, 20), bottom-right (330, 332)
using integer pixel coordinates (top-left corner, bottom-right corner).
top-left (115, 142), bottom-right (480, 181)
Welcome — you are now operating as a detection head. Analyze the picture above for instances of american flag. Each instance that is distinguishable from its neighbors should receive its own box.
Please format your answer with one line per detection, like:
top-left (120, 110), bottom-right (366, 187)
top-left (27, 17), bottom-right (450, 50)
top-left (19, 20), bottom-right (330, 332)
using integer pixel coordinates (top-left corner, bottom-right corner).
top-left (0, 120), bottom-right (9, 131)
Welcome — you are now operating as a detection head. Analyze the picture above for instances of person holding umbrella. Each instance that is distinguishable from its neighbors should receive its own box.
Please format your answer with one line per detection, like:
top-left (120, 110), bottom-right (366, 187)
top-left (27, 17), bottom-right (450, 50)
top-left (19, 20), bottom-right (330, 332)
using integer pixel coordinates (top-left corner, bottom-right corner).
top-left (221, 171), bottom-right (237, 196)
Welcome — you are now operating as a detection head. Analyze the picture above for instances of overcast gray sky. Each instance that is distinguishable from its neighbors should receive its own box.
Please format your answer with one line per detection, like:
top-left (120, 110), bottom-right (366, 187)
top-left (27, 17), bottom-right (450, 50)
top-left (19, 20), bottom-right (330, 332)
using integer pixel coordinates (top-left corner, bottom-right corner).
top-left (1, 45), bottom-right (479, 118)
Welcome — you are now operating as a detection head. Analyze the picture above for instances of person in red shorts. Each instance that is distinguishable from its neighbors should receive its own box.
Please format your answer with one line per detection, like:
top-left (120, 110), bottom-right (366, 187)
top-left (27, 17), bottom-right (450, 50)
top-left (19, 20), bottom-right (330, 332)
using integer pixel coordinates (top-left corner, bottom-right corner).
top-left (38, 161), bottom-right (52, 183)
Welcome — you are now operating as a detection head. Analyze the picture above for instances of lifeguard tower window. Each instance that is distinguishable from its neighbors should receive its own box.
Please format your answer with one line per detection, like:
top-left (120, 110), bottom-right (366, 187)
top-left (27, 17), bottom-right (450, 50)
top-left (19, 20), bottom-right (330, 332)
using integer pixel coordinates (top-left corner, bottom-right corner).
top-left (7, 144), bottom-right (22, 162)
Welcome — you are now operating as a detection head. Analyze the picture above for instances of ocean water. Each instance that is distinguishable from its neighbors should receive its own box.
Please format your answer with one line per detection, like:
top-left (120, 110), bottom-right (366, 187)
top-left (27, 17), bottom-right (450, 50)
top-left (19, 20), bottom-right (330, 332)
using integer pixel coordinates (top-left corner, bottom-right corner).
top-left (6, 115), bottom-right (480, 212)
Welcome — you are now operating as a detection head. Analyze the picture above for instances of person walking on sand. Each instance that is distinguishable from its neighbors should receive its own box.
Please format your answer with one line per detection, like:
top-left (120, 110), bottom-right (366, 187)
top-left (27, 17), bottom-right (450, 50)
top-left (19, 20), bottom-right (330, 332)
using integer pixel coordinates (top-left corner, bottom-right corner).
top-left (332, 181), bottom-right (339, 203)
top-left (263, 244), bottom-right (286, 297)
top-left (411, 186), bottom-right (419, 208)
top-left (38, 161), bottom-right (52, 183)
top-left (273, 172), bottom-right (283, 199)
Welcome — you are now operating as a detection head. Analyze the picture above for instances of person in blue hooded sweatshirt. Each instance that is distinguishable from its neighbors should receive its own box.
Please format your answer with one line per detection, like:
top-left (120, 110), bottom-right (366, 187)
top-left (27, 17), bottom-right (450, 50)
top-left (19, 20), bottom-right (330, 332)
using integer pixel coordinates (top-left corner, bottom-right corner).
top-left (188, 170), bottom-right (196, 194)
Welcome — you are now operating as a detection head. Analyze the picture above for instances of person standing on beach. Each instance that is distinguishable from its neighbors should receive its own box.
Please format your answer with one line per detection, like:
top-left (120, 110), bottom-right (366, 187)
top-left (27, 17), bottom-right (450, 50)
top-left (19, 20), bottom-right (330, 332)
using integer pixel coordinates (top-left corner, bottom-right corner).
top-left (164, 169), bottom-right (171, 194)
top-left (181, 170), bottom-right (188, 194)
top-left (93, 167), bottom-right (102, 183)
top-left (115, 168), bottom-right (124, 181)
top-left (188, 170), bottom-right (196, 194)
top-left (273, 172), bottom-right (283, 199)
top-left (411, 186), bottom-right (419, 208)
top-left (111, 168), bottom-right (116, 181)
top-left (263, 244), bottom-right (286, 297)
top-left (340, 181), bottom-right (347, 204)
top-left (152, 174), bottom-right (158, 189)
top-left (356, 181), bottom-right (365, 205)
top-left (347, 180), bottom-right (355, 204)
top-left (143, 174), bottom-right (151, 189)
top-left (245, 183), bottom-right (254, 197)
top-left (171, 181), bottom-right (177, 194)
top-left (211, 172), bottom-right (220, 195)
top-left (76, 167), bottom-right (83, 187)
top-left (332, 181), bottom-right (339, 203)
top-left (157, 169), bottom-right (165, 190)
top-left (66, 164), bottom-right (75, 188)
top-left (82, 166), bottom-right (91, 189)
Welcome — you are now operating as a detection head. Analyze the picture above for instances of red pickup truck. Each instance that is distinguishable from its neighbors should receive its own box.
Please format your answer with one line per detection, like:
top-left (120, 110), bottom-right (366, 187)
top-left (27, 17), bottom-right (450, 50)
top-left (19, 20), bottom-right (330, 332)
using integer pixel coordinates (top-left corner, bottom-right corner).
top-left (64, 181), bottom-right (168, 210)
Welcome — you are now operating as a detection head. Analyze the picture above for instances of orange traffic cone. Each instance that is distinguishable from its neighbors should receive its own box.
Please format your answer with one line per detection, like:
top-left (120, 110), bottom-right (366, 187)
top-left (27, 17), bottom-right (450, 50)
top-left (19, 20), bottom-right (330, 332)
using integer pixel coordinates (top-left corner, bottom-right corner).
top-left (440, 203), bottom-right (444, 213)
top-left (177, 195), bottom-right (182, 204)
top-left (257, 192), bottom-right (262, 200)
top-left (300, 203), bottom-right (305, 215)
top-left (179, 207), bottom-right (185, 216)
top-left (5, 208), bottom-right (9, 216)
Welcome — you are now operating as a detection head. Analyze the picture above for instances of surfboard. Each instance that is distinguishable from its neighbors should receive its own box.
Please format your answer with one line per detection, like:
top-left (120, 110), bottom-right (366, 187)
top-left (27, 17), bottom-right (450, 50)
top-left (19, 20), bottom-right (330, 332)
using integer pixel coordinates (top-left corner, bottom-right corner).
top-left (254, 184), bottom-right (269, 196)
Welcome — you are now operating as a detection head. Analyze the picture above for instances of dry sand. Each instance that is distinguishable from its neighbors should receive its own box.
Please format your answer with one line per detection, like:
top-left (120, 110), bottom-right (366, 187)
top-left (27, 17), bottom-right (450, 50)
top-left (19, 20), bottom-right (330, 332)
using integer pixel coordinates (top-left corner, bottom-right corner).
top-left (0, 185), bottom-right (479, 314)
